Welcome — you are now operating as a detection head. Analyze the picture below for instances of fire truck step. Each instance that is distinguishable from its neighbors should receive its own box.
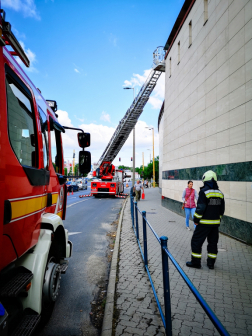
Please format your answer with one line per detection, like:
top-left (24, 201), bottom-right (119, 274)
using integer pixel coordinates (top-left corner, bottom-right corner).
top-left (0, 267), bottom-right (33, 298)
top-left (11, 313), bottom-right (40, 336)
top-left (59, 263), bottom-right (68, 274)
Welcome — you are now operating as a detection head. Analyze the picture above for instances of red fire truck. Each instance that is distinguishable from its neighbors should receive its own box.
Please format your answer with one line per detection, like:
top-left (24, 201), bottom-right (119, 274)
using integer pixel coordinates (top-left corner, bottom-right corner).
top-left (0, 9), bottom-right (91, 335)
top-left (91, 163), bottom-right (125, 197)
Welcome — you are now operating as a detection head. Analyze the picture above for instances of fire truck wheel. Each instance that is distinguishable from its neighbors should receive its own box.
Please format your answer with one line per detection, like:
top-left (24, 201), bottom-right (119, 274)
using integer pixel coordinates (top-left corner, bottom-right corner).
top-left (41, 241), bottom-right (61, 324)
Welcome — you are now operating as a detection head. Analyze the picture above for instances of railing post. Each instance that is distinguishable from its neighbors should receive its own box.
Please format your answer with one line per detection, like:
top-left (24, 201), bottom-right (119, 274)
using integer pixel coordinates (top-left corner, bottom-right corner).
top-left (131, 196), bottom-right (135, 230)
top-left (134, 202), bottom-right (139, 240)
top-left (160, 236), bottom-right (172, 336)
top-left (142, 211), bottom-right (148, 266)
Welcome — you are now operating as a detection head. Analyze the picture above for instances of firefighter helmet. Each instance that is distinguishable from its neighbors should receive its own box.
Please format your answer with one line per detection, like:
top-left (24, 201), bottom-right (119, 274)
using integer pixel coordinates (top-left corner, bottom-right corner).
top-left (202, 170), bottom-right (217, 182)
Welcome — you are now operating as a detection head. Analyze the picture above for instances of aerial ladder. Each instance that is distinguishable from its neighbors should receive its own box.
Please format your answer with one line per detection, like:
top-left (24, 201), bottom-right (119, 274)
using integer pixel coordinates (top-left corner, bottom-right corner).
top-left (80, 47), bottom-right (165, 199)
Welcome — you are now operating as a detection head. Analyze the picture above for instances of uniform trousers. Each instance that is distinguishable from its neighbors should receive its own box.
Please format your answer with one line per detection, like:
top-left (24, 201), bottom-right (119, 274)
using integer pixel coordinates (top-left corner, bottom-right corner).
top-left (191, 225), bottom-right (219, 262)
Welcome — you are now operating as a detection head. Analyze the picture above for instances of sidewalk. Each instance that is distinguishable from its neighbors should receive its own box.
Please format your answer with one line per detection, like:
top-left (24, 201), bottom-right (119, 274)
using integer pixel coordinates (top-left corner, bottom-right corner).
top-left (114, 188), bottom-right (252, 336)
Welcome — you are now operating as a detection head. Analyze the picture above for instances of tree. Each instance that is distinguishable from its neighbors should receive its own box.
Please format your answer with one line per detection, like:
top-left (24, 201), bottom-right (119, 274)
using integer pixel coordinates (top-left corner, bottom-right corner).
top-left (118, 165), bottom-right (131, 171)
top-left (64, 168), bottom-right (67, 176)
top-left (75, 163), bottom-right (79, 176)
top-left (135, 156), bottom-right (159, 183)
top-left (68, 166), bottom-right (72, 176)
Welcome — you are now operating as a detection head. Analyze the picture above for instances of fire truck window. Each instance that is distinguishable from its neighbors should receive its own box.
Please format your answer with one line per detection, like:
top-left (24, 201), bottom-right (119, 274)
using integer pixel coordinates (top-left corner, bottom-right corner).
top-left (38, 106), bottom-right (49, 170)
top-left (50, 129), bottom-right (62, 173)
top-left (6, 80), bottom-right (37, 167)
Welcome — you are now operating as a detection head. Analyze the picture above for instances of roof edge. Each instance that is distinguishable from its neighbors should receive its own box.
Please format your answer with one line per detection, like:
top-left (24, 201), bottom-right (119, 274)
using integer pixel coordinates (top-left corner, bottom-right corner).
top-left (164, 0), bottom-right (196, 60)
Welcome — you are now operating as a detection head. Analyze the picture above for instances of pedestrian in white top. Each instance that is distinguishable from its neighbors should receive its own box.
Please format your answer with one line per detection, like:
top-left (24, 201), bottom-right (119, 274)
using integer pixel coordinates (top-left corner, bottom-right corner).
top-left (134, 180), bottom-right (144, 201)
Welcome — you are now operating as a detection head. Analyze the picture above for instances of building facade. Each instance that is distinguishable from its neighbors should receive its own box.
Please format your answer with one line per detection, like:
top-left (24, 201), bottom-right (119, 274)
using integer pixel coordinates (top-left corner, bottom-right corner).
top-left (159, 0), bottom-right (252, 243)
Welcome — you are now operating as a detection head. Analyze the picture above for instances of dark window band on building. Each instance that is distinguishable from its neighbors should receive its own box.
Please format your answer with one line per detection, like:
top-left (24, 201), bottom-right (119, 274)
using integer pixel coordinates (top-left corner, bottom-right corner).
top-left (161, 196), bottom-right (252, 245)
top-left (162, 161), bottom-right (252, 182)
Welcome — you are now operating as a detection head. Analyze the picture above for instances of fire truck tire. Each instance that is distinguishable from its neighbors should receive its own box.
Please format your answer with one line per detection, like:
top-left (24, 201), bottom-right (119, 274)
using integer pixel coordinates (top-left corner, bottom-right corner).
top-left (41, 240), bottom-right (61, 325)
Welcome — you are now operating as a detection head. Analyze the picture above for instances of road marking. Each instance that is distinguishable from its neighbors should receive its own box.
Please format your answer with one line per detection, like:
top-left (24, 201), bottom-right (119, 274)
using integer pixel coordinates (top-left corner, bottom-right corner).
top-left (68, 232), bottom-right (82, 236)
top-left (67, 199), bottom-right (89, 208)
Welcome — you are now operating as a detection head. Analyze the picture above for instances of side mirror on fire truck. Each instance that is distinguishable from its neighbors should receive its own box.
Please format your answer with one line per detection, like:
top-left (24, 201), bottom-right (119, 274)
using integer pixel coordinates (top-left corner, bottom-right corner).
top-left (78, 132), bottom-right (90, 148)
top-left (79, 150), bottom-right (91, 174)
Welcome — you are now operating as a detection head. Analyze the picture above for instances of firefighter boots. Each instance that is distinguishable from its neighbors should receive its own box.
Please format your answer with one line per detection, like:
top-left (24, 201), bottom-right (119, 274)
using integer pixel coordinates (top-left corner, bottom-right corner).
top-left (186, 257), bottom-right (201, 269)
top-left (207, 258), bottom-right (215, 270)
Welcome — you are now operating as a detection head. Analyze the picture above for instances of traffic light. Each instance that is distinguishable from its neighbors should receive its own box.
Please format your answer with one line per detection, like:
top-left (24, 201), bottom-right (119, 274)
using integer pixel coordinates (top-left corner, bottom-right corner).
top-left (131, 157), bottom-right (132, 161)
top-left (119, 158), bottom-right (121, 161)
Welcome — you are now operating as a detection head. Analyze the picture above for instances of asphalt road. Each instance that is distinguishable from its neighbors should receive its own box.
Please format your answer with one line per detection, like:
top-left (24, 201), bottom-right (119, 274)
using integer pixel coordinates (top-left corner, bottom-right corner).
top-left (38, 182), bottom-right (131, 336)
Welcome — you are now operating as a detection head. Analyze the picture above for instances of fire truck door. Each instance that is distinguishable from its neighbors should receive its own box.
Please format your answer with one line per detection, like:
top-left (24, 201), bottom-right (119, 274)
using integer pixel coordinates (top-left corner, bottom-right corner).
top-left (3, 65), bottom-right (48, 258)
top-left (49, 124), bottom-right (65, 219)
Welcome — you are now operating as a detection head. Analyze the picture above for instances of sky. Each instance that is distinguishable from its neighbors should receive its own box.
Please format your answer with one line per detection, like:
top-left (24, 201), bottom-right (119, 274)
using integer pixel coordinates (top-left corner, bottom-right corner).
top-left (1, 0), bottom-right (184, 168)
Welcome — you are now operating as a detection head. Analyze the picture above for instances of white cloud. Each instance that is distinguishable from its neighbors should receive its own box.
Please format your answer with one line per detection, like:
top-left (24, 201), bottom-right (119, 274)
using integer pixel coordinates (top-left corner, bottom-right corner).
top-left (74, 68), bottom-right (80, 73)
top-left (100, 111), bottom-right (111, 123)
top-left (12, 28), bottom-right (26, 40)
top-left (123, 69), bottom-right (164, 110)
top-left (2, 0), bottom-right (40, 20)
top-left (57, 111), bottom-right (159, 168)
top-left (109, 33), bottom-right (117, 47)
top-left (16, 41), bottom-right (37, 72)
top-left (57, 110), bottom-right (74, 127)
top-left (75, 115), bottom-right (85, 123)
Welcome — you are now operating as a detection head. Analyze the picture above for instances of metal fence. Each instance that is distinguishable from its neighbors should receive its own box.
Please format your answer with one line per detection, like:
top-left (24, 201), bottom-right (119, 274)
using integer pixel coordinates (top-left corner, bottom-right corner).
top-left (130, 196), bottom-right (230, 336)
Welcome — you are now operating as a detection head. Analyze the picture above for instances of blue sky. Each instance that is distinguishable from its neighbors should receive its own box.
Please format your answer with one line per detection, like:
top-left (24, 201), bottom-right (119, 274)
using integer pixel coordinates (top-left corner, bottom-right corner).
top-left (2, 0), bottom-right (183, 168)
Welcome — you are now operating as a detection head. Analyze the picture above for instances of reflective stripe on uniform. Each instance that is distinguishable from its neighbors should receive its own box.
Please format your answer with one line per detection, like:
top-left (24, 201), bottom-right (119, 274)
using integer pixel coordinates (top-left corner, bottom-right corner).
top-left (199, 219), bottom-right (220, 224)
top-left (192, 252), bottom-right (201, 258)
top-left (204, 189), bottom-right (224, 199)
top-left (194, 212), bottom-right (202, 218)
top-left (208, 253), bottom-right (217, 259)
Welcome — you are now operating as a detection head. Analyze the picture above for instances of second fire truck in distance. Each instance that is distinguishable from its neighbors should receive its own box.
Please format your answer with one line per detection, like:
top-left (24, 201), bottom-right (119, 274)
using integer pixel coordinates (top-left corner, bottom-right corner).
top-left (91, 163), bottom-right (125, 197)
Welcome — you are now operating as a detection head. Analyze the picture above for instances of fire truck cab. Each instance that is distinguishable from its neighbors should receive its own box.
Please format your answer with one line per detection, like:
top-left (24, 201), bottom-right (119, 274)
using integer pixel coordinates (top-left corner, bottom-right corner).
top-left (91, 164), bottom-right (124, 197)
top-left (0, 9), bottom-right (91, 336)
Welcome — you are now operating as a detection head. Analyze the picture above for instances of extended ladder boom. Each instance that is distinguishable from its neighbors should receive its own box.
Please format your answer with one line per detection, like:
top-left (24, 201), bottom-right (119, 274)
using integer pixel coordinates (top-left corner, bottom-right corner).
top-left (98, 47), bottom-right (165, 167)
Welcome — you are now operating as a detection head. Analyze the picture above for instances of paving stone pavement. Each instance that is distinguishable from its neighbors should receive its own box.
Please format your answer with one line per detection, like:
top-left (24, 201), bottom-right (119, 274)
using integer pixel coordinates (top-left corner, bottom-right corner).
top-left (115, 198), bottom-right (165, 336)
top-left (135, 188), bottom-right (252, 336)
top-left (115, 188), bottom-right (252, 336)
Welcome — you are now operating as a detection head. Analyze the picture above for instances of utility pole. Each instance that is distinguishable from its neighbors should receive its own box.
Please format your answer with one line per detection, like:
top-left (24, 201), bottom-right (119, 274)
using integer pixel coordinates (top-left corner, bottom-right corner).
top-left (73, 149), bottom-right (75, 177)
top-left (152, 128), bottom-right (155, 188)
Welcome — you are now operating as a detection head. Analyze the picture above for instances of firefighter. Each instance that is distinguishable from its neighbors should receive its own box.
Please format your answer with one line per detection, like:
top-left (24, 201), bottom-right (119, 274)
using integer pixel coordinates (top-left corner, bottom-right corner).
top-left (186, 170), bottom-right (225, 270)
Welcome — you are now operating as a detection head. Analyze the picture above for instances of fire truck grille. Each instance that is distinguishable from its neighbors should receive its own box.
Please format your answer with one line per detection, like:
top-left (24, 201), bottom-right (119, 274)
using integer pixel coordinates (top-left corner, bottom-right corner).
top-left (98, 188), bottom-right (109, 192)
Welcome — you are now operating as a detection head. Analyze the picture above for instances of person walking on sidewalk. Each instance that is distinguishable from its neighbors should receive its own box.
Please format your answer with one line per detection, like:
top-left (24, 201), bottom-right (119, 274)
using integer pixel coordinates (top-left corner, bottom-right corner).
top-left (134, 180), bottom-right (144, 202)
top-left (186, 170), bottom-right (225, 270)
top-left (182, 181), bottom-right (198, 231)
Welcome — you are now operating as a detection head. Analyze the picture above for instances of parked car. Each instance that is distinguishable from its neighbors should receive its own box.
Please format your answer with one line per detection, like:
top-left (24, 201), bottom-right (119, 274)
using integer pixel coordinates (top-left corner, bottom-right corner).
top-left (67, 182), bottom-right (79, 192)
top-left (78, 182), bottom-right (87, 190)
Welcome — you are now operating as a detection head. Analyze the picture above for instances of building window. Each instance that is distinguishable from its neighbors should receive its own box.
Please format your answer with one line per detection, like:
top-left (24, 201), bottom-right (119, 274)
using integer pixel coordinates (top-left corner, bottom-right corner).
top-left (169, 57), bottom-right (171, 77)
top-left (189, 21), bottom-right (192, 47)
top-left (178, 41), bottom-right (180, 64)
top-left (204, 0), bottom-right (208, 24)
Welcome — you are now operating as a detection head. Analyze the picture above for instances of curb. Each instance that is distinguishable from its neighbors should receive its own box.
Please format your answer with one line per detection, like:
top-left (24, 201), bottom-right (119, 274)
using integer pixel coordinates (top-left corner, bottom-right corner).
top-left (101, 197), bottom-right (128, 336)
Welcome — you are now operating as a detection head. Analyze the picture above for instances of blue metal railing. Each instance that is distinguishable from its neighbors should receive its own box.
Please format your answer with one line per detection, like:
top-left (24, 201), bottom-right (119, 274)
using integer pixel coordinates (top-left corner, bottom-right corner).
top-left (130, 196), bottom-right (230, 336)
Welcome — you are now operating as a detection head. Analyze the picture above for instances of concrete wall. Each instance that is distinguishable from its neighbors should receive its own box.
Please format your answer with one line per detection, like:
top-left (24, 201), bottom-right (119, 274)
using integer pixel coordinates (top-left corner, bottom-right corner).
top-left (161, 0), bottom-right (252, 243)
top-left (158, 114), bottom-right (164, 191)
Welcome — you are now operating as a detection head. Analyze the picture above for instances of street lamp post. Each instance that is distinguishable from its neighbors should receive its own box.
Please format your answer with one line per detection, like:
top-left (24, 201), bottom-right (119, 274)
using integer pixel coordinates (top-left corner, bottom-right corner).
top-left (146, 127), bottom-right (155, 188)
top-left (147, 149), bottom-right (151, 163)
top-left (124, 87), bottom-right (135, 186)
